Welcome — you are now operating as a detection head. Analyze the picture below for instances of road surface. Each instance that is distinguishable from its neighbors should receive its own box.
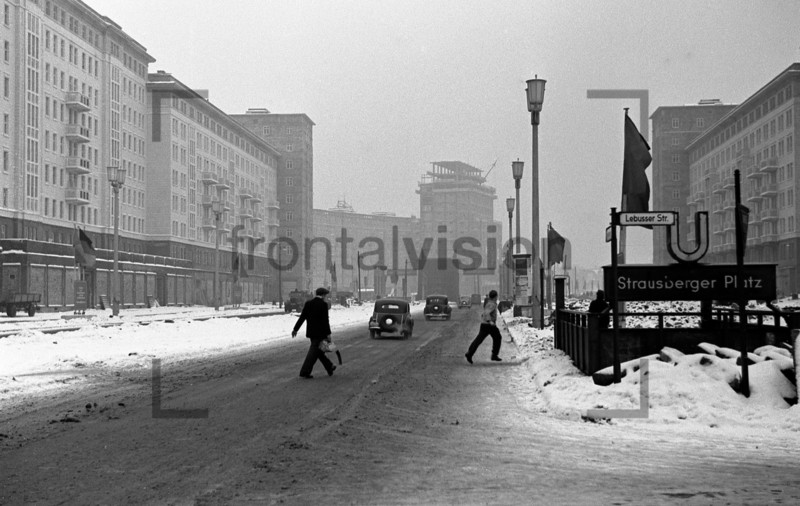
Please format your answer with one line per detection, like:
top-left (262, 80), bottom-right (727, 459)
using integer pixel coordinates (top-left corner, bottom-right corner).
top-left (1, 307), bottom-right (799, 504)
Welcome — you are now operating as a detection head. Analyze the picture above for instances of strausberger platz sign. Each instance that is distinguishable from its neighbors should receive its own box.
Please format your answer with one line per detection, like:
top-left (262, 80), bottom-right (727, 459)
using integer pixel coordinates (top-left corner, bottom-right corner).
top-left (604, 264), bottom-right (777, 301)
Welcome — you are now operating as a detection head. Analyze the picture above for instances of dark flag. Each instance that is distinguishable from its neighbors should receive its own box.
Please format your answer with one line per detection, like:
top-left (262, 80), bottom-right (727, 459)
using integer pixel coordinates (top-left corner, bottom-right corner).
top-left (547, 224), bottom-right (566, 266)
top-left (232, 252), bottom-right (249, 281)
top-left (622, 113), bottom-right (652, 215)
top-left (73, 228), bottom-right (96, 268)
top-left (736, 204), bottom-right (750, 255)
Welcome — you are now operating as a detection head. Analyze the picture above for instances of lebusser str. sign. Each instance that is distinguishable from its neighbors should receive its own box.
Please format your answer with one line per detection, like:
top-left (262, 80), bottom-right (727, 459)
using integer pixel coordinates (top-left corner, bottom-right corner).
top-left (603, 264), bottom-right (777, 301)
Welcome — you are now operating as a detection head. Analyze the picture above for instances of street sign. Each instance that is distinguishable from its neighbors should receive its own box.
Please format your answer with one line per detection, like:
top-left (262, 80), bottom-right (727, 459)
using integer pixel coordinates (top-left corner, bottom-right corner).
top-left (604, 264), bottom-right (776, 301)
top-left (605, 226), bottom-right (612, 243)
top-left (619, 212), bottom-right (675, 226)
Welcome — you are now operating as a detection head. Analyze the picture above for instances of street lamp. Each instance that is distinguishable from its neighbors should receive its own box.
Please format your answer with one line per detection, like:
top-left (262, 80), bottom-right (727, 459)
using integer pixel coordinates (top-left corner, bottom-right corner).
top-left (107, 166), bottom-right (126, 317)
top-left (511, 160), bottom-right (524, 254)
top-left (526, 75), bottom-right (546, 328)
top-left (211, 199), bottom-right (224, 311)
top-left (506, 197), bottom-right (515, 300)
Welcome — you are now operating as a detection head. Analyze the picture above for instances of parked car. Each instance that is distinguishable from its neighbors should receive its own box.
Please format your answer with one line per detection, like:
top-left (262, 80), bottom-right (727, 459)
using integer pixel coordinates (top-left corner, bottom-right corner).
top-left (369, 298), bottom-right (414, 339)
top-left (459, 296), bottom-right (471, 309)
top-left (424, 294), bottom-right (452, 320)
top-left (470, 293), bottom-right (482, 306)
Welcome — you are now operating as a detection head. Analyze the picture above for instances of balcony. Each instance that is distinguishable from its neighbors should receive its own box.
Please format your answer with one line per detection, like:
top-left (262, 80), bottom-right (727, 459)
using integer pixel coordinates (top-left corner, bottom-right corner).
top-left (216, 178), bottom-right (232, 190)
top-left (65, 91), bottom-right (91, 111)
top-left (250, 211), bottom-right (263, 222)
top-left (760, 182), bottom-right (777, 197)
top-left (65, 187), bottom-right (90, 205)
top-left (746, 188), bottom-right (763, 202)
top-left (238, 189), bottom-right (253, 200)
top-left (239, 207), bottom-right (253, 219)
top-left (761, 208), bottom-right (778, 221)
top-left (722, 177), bottom-right (735, 189)
top-left (249, 194), bottom-right (262, 203)
top-left (759, 157), bottom-right (779, 174)
top-left (711, 183), bottom-right (725, 195)
top-left (723, 220), bottom-right (735, 232)
top-left (200, 194), bottom-right (216, 207)
top-left (712, 224), bottom-right (724, 235)
top-left (747, 236), bottom-right (762, 247)
top-left (265, 199), bottom-right (280, 209)
top-left (65, 125), bottom-right (90, 143)
top-left (711, 202), bottom-right (724, 215)
top-left (200, 171), bottom-right (219, 185)
top-left (761, 231), bottom-right (778, 243)
top-left (722, 199), bottom-right (735, 210)
top-left (267, 217), bottom-right (280, 227)
top-left (744, 165), bottom-right (761, 179)
top-left (65, 157), bottom-right (91, 175)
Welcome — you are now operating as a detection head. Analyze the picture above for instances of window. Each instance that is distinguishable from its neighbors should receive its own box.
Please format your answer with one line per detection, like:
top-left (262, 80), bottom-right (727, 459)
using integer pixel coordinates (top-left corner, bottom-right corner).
top-left (286, 211), bottom-right (294, 221)
top-left (695, 117), bottom-right (704, 129)
top-left (286, 177), bottom-right (294, 186)
top-left (672, 118), bottom-right (679, 129)
top-left (672, 189), bottom-right (680, 200)
top-left (286, 160), bottom-right (294, 169)
top-left (286, 144), bottom-right (293, 152)
top-left (285, 194), bottom-right (294, 204)
top-left (671, 137), bottom-right (680, 146)
top-left (2, 113), bottom-right (7, 134)
top-left (671, 154), bottom-right (681, 164)
top-left (671, 171), bottom-right (680, 181)
top-left (3, 76), bottom-right (8, 98)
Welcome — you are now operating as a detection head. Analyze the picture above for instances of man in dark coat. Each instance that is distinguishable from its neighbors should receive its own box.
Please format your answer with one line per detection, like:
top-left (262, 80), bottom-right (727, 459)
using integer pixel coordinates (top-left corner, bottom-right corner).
top-left (292, 287), bottom-right (335, 378)
top-left (588, 289), bottom-right (610, 328)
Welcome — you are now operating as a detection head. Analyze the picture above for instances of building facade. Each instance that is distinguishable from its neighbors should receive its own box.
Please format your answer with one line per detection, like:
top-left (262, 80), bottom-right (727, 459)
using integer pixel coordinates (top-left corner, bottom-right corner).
top-left (650, 101), bottom-right (737, 264)
top-left (146, 72), bottom-right (282, 305)
top-left (677, 64), bottom-right (798, 296)
top-left (232, 109), bottom-right (314, 297)
top-left (312, 200), bottom-right (421, 300)
top-left (417, 161), bottom-right (502, 299)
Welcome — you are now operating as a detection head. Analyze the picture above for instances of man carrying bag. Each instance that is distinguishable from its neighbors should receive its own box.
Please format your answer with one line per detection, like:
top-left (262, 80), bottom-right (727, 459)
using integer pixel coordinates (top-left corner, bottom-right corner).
top-left (291, 287), bottom-right (337, 379)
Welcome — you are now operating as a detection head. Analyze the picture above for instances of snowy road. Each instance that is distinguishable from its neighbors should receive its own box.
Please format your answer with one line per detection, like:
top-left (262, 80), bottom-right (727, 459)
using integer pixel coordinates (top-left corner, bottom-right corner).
top-left (1, 307), bottom-right (799, 504)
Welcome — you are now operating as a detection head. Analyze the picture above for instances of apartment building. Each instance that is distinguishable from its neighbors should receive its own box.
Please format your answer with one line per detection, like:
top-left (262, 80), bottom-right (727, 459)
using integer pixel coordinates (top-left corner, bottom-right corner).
top-left (681, 63), bottom-right (799, 296)
top-left (232, 109), bottom-right (314, 296)
top-left (147, 72), bottom-right (282, 304)
top-left (650, 101), bottom-right (736, 264)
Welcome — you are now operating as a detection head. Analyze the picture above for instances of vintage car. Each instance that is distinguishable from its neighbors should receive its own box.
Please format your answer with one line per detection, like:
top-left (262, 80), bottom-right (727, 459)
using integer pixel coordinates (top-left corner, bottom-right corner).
top-left (470, 293), bottom-right (482, 306)
top-left (458, 296), bottom-right (471, 309)
top-left (424, 294), bottom-right (452, 320)
top-left (368, 298), bottom-right (414, 339)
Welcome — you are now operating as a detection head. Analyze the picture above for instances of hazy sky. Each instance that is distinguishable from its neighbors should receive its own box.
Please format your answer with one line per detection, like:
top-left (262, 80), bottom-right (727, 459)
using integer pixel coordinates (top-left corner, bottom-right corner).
top-left (97, 0), bottom-right (800, 268)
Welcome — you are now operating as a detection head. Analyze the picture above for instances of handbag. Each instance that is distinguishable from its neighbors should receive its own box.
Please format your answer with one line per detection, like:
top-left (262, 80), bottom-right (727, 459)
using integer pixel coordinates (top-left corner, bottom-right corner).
top-left (319, 338), bottom-right (343, 364)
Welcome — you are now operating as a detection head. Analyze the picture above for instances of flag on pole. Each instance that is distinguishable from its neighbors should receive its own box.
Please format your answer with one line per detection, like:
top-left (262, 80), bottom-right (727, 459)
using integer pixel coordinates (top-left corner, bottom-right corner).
top-left (737, 204), bottom-right (750, 255)
top-left (547, 224), bottom-right (566, 266)
top-left (622, 113), bottom-right (652, 214)
top-left (73, 228), bottom-right (96, 268)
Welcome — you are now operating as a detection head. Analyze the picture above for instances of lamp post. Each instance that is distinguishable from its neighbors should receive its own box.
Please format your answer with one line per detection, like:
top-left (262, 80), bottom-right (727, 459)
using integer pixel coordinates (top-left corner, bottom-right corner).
top-left (526, 75), bottom-right (546, 328)
top-left (506, 197), bottom-right (515, 300)
top-left (211, 199), bottom-right (224, 311)
top-left (107, 166), bottom-right (126, 317)
top-left (511, 160), bottom-right (524, 254)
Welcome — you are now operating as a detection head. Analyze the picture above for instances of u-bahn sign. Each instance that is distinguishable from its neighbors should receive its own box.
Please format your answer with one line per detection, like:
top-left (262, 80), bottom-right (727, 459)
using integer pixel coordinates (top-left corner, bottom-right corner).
top-left (604, 264), bottom-right (777, 301)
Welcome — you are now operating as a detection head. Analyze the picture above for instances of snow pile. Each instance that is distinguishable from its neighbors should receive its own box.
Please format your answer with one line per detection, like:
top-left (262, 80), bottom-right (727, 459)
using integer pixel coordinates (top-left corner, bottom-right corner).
top-left (504, 310), bottom-right (800, 434)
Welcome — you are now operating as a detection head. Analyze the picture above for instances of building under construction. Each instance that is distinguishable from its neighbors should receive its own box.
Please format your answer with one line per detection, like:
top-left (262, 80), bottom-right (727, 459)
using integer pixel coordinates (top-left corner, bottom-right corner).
top-left (416, 161), bottom-right (502, 300)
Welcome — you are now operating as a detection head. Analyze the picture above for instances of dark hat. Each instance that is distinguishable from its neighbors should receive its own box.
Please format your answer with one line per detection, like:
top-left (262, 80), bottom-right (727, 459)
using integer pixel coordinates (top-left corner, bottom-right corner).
top-left (315, 287), bottom-right (330, 296)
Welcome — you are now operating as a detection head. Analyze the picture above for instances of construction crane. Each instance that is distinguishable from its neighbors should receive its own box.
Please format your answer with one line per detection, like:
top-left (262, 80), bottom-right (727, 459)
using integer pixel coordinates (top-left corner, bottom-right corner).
top-left (481, 159), bottom-right (498, 183)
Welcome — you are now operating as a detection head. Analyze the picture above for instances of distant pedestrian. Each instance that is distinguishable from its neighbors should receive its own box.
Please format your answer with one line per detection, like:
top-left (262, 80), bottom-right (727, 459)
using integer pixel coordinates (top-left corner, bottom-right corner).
top-left (588, 289), bottom-right (610, 328)
top-left (291, 287), bottom-right (336, 379)
top-left (465, 290), bottom-right (503, 363)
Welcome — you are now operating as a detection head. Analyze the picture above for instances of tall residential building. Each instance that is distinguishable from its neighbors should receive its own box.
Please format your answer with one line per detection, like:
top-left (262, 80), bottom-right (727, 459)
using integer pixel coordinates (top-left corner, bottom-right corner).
top-left (681, 63), bottom-right (798, 296)
top-left (147, 72), bottom-right (282, 303)
top-left (0, 0), bottom-right (153, 246)
top-left (650, 101), bottom-right (736, 264)
top-left (232, 109), bottom-right (314, 296)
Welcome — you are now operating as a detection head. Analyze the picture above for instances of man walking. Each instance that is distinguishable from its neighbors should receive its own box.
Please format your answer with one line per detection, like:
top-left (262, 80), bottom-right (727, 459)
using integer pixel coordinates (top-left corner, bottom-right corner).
top-left (292, 287), bottom-right (336, 379)
top-left (465, 290), bottom-right (503, 364)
